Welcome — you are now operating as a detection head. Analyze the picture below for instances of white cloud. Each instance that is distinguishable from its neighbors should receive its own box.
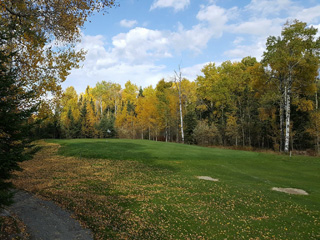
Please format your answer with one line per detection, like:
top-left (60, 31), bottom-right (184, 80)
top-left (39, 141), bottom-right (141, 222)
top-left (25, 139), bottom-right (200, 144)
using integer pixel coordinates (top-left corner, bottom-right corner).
top-left (233, 37), bottom-right (244, 45)
top-left (168, 4), bottom-right (230, 53)
top-left (62, 31), bottom-right (171, 92)
top-left (224, 38), bottom-right (266, 60)
top-left (197, 4), bottom-right (228, 24)
top-left (75, 34), bottom-right (117, 69)
top-left (231, 18), bottom-right (283, 37)
top-left (170, 25), bottom-right (215, 53)
top-left (245, 0), bottom-right (296, 17)
top-left (150, 0), bottom-right (190, 12)
top-left (295, 5), bottom-right (320, 23)
top-left (120, 19), bottom-right (138, 28)
top-left (181, 62), bottom-right (211, 80)
top-left (111, 27), bottom-right (172, 63)
top-left (196, 4), bottom-right (229, 38)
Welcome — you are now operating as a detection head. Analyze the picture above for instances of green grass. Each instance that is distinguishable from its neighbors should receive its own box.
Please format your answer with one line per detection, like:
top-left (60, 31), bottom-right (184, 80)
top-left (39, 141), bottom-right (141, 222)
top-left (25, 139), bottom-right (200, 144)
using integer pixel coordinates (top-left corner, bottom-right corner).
top-left (47, 138), bottom-right (320, 239)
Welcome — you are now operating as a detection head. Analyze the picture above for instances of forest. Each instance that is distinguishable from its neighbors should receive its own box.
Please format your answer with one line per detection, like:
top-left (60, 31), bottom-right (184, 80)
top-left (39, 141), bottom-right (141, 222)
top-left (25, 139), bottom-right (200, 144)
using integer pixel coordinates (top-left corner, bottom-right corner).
top-left (32, 21), bottom-right (320, 155)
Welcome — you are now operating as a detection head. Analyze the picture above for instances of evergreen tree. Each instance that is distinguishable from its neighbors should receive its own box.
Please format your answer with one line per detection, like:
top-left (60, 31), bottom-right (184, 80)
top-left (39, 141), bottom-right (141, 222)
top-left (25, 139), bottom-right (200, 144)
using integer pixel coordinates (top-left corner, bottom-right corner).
top-left (184, 111), bottom-right (197, 144)
top-left (98, 113), bottom-right (116, 138)
top-left (80, 100), bottom-right (88, 137)
top-left (0, 27), bottom-right (36, 208)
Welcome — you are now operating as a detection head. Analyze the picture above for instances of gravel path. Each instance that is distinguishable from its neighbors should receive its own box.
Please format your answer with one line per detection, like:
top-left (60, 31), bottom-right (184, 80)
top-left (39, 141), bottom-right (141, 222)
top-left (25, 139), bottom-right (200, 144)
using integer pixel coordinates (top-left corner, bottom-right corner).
top-left (8, 190), bottom-right (93, 240)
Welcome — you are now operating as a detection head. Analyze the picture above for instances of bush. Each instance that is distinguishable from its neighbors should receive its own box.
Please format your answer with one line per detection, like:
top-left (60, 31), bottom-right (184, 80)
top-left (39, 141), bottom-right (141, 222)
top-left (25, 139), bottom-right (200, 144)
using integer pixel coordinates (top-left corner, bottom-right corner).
top-left (193, 120), bottom-right (221, 146)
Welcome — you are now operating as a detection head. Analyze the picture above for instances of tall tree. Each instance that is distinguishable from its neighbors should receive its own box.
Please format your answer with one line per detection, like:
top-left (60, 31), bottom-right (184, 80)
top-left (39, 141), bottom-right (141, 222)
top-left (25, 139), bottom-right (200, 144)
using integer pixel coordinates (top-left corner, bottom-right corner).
top-left (156, 79), bottom-right (172, 141)
top-left (0, 0), bottom-right (118, 98)
top-left (263, 20), bottom-right (320, 152)
top-left (0, 27), bottom-right (36, 207)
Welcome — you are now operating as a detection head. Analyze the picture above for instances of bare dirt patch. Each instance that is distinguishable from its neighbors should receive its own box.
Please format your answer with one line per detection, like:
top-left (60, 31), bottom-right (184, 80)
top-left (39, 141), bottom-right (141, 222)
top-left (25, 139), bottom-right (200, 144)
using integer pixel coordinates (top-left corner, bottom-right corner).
top-left (197, 176), bottom-right (219, 182)
top-left (272, 187), bottom-right (309, 195)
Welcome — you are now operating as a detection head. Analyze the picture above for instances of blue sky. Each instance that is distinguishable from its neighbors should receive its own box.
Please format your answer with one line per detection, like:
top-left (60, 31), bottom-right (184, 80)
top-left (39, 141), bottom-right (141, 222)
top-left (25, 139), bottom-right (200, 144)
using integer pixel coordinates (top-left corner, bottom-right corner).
top-left (63, 0), bottom-right (320, 93)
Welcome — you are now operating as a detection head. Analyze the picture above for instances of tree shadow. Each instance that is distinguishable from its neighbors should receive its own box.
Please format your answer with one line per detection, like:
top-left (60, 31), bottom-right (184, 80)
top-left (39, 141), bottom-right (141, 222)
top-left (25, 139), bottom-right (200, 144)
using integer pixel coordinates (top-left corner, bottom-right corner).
top-left (58, 140), bottom-right (180, 173)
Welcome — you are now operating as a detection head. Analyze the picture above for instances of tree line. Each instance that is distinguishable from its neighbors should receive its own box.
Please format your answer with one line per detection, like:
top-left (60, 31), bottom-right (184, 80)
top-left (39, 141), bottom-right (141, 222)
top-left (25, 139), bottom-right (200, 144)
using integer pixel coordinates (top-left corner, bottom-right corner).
top-left (33, 20), bottom-right (320, 155)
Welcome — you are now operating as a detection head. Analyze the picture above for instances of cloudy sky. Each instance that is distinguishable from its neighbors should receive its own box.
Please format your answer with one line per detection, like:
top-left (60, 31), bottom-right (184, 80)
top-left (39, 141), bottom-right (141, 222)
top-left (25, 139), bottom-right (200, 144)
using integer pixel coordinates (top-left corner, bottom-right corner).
top-left (63, 0), bottom-right (320, 93)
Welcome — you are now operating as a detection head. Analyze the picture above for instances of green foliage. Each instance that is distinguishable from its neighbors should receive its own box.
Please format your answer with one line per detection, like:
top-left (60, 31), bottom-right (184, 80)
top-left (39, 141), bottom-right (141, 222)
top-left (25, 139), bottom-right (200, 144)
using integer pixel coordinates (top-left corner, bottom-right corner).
top-left (98, 114), bottom-right (116, 138)
top-left (0, 1), bottom-right (118, 99)
top-left (263, 20), bottom-right (320, 152)
top-left (0, 28), bottom-right (36, 208)
top-left (184, 111), bottom-right (197, 144)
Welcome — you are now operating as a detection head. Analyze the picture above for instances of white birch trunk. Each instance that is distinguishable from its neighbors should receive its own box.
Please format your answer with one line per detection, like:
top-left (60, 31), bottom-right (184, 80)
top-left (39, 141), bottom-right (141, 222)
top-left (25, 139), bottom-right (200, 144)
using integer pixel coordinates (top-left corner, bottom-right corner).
top-left (178, 83), bottom-right (184, 143)
top-left (174, 68), bottom-right (184, 143)
top-left (279, 79), bottom-right (285, 152)
top-left (284, 77), bottom-right (292, 153)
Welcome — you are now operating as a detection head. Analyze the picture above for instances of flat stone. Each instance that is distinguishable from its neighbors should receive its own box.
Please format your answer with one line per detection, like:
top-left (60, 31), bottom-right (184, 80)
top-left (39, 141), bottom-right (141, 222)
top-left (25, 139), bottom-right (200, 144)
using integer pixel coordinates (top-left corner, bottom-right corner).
top-left (197, 176), bottom-right (219, 182)
top-left (272, 187), bottom-right (309, 195)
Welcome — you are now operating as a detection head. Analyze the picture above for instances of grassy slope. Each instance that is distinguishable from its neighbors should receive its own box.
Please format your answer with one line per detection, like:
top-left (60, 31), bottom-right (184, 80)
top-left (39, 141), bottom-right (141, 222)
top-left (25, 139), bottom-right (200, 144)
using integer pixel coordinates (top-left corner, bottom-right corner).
top-left (35, 139), bottom-right (320, 238)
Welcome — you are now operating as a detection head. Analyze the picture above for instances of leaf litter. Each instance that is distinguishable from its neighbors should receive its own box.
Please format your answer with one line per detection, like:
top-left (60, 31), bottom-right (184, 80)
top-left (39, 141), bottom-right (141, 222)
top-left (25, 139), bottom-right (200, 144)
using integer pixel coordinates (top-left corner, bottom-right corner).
top-left (10, 140), bottom-right (320, 239)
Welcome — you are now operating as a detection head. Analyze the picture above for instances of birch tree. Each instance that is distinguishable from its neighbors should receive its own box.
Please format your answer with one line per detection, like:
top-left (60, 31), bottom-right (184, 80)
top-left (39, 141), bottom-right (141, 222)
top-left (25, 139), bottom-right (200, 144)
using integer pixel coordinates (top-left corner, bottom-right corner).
top-left (263, 20), bottom-right (320, 153)
top-left (174, 67), bottom-right (185, 143)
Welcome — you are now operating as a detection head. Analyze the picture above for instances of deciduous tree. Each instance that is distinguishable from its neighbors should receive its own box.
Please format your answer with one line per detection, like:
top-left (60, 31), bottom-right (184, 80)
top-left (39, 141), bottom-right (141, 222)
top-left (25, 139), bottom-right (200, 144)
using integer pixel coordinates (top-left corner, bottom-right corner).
top-left (263, 20), bottom-right (320, 152)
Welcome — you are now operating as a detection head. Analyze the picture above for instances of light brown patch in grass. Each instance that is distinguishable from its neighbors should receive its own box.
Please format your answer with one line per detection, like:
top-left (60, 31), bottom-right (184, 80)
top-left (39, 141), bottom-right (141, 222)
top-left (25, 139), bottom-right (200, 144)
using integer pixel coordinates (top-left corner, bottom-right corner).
top-left (272, 187), bottom-right (309, 195)
top-left (197, 176), bottom-right (219, 182)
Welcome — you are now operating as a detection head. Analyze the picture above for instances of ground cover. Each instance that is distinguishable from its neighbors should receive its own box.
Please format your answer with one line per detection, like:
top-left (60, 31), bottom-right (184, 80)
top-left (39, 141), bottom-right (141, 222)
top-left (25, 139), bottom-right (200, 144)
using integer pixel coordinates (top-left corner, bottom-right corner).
top-left (12, 139), bottom-right (320, 239)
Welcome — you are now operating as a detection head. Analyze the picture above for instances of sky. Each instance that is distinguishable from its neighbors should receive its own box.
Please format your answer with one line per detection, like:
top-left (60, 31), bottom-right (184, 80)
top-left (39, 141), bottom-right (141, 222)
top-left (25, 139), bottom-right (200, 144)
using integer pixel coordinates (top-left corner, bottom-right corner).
top-left (62, 0), bottom-right (320, 93)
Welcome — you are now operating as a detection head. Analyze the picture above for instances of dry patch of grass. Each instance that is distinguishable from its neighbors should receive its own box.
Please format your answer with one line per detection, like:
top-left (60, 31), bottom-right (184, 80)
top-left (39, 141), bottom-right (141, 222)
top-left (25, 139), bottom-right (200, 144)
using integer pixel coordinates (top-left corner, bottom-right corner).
top-left (11, 141), bottom-right (179, 239)
top-left (0, 214), bottom-right (29, 240)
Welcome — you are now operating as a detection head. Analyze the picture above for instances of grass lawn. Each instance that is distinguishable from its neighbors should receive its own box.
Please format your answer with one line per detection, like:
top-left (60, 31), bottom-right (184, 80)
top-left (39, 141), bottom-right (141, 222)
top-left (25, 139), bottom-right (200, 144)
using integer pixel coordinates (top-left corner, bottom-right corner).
top-left (12, 139), bottom-right (320, 239)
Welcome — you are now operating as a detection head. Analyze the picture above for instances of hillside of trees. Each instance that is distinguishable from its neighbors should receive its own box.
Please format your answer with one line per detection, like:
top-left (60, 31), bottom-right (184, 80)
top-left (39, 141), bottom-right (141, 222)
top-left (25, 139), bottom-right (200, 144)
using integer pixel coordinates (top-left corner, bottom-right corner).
top-left (32, 21), bottom-right (320, 155)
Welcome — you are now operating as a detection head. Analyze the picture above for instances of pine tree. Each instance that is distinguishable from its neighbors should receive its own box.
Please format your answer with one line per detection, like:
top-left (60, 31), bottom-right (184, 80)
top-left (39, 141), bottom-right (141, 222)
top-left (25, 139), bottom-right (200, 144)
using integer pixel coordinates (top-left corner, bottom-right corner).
top-left (0, 27), bottom-right (36, 208)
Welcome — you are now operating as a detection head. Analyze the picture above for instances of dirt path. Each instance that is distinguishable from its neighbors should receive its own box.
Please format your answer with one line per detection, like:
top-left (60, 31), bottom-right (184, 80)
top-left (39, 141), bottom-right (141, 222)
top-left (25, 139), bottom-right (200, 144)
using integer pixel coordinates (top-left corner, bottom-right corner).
top-left (8, 190), bottom-right (93, 240)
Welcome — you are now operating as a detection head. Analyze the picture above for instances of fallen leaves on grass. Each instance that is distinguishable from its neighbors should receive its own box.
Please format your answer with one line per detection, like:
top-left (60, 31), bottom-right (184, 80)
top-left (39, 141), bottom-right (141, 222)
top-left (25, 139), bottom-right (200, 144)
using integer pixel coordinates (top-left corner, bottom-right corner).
top-left (10, 140), bottom-right (320, 240)
top-left (0, 214), bottom-right (29, 240)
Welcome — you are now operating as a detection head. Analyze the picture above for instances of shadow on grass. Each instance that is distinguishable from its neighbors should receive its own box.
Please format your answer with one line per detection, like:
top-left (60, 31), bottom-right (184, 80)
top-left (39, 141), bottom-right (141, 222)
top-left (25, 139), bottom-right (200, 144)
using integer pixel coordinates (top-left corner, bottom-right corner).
top-left (57, 140), bottom-right (180, 173)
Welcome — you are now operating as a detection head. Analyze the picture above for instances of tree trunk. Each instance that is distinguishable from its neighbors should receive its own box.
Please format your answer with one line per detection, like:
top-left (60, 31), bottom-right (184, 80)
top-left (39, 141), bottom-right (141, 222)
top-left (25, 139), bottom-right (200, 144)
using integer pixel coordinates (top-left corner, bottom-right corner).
top-left (100, 99), bottom-right (103, 118)
top-left (165, 119), bottom-right (168, 142)
top-left (279, 78), bottom-right (285, 152)
top-left (156, 129), bottom-right (157, 141)
top-left (284, 77), bottom-right (292, 153)
top-left (175, 68), bottom-right (184, 143)
top-left (176, 124), bottom-right (179, 143)
top-left (279, 99), bottom-right (284, 151)
top-left (317, 133), bottom-right (319, 154)
top-left (179, 90), bottom-right (184, 143)
top-left (316, 90), bottom-right (318, 110)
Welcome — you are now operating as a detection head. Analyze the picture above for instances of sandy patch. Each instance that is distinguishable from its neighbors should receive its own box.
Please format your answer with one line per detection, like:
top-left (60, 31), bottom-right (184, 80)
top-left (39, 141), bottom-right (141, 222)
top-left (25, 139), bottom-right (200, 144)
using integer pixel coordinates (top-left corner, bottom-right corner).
top-left (197, 176), bottom-right (219, 182)
top-left (272, 187), bottom-right (308, 195)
